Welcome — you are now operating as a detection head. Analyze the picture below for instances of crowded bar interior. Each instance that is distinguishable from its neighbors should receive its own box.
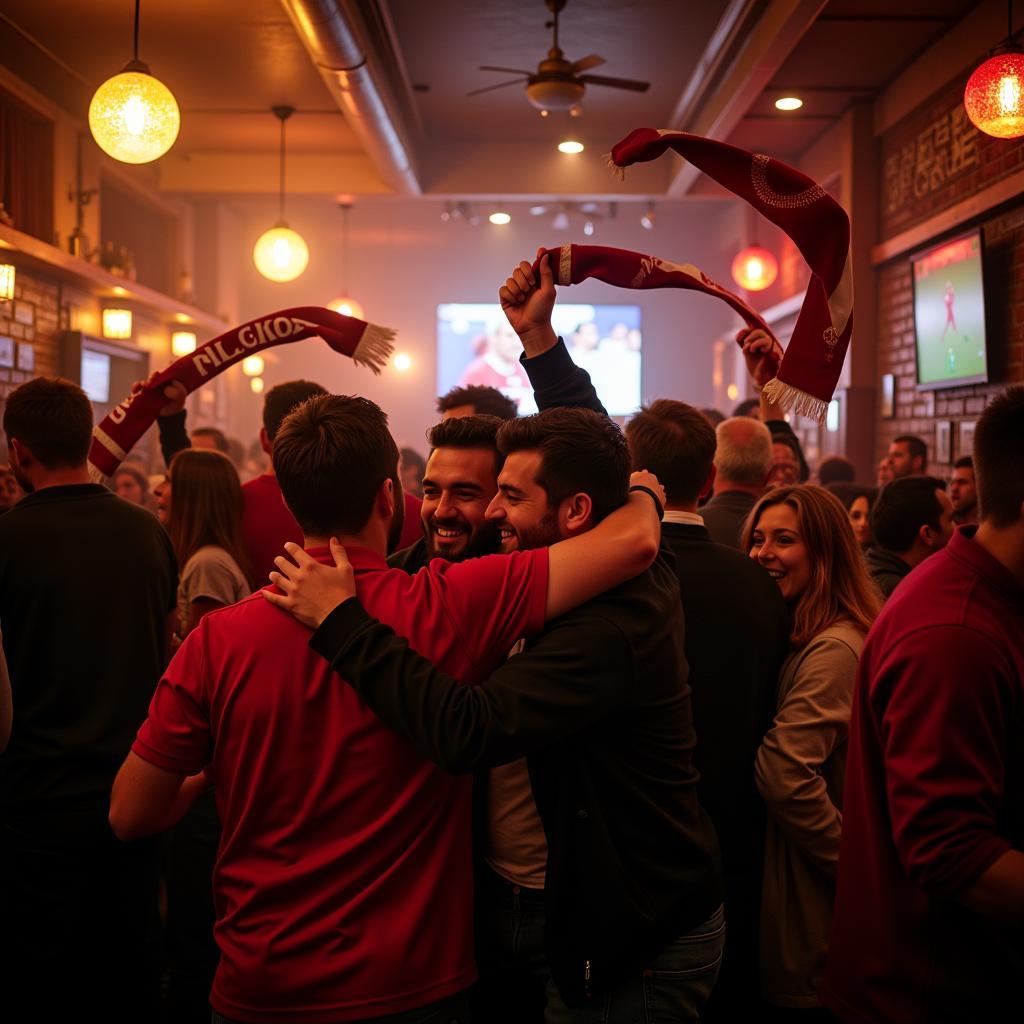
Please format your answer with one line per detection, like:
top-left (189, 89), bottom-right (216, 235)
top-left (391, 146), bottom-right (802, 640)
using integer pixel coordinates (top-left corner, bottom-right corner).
top-left (0, 1), bottom-right (1021, 1022)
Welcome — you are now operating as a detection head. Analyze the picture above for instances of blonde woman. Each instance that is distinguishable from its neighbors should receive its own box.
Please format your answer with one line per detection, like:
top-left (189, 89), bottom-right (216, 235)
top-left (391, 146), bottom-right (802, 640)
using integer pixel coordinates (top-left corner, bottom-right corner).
top-left (743, 485), bottom-right (882, 1018)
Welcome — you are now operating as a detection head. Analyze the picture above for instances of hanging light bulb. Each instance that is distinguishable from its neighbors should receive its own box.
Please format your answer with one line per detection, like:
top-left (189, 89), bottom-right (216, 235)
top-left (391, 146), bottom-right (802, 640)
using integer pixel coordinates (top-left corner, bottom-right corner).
top-left (326, 202), bottom-right (363, 319)
top-left (731, 246), bottom-right (778, 292)
top-left (640, 204), bottom-right (655, 230)
top-left (250, 377), bottom-right (265, 394)
top-left (965, 47), bottom-right (1024, 138)
top-left (254, 107), bottom-right (309, 282)
top-left (89, 0), bottom-right (180, 164)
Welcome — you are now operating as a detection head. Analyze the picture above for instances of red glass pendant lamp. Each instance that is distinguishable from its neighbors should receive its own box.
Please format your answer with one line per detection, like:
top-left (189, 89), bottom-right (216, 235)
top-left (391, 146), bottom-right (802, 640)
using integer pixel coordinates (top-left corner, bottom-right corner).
top-left (964, 1), bottom-right (1024, 139)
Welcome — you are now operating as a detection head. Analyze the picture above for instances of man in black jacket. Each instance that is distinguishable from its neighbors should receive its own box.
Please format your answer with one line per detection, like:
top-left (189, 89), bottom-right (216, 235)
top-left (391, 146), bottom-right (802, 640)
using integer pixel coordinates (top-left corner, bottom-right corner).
top-left (625, 398), bottom-right (790, 1020)
top-left (270, 404), bottom-right (723, 1022)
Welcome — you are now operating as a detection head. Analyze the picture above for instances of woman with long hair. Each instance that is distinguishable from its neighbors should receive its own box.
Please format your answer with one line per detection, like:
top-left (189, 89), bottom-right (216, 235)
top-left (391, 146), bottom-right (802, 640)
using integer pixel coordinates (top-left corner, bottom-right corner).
top-left (824, 481), bottom-right (878, 550)
top-left (165, 449), bottom-right (251, 643)
top-left (742, 485), bottom-right (882, 1019)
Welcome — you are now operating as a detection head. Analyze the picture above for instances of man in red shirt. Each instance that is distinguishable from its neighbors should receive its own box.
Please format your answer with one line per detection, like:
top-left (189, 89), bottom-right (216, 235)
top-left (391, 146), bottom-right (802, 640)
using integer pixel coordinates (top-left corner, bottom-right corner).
top-left (821, 385), bottom-right (1024, 1023)
top-left (110, 393), bottom-right (661, 1024)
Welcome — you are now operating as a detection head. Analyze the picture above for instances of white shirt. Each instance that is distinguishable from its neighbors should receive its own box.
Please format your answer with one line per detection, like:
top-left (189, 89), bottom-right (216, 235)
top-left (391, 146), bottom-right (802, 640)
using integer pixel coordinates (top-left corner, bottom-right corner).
top-left (662, 510), bottom-right (705, 527)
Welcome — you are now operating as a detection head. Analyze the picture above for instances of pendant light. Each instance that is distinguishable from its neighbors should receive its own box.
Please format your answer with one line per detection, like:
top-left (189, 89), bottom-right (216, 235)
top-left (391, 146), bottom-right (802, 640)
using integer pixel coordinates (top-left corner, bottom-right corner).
top-left (253, 107), bottom-right (309, 283)
top-left (328, 201), bottom-right (364, 320)
top-left (964, 1), bottom-right (1024, 139)
top-left (732, 207), bottom-right (778, 292)
top-left (88, 0), bottom-right (180, 164)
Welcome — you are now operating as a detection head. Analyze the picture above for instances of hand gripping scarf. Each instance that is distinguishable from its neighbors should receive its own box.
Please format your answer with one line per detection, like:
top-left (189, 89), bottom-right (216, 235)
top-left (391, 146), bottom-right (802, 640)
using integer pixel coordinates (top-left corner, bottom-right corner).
top-left (536, 129), bottom-right (853, 421)
top-left (88, 307), bottom-right (394, 479)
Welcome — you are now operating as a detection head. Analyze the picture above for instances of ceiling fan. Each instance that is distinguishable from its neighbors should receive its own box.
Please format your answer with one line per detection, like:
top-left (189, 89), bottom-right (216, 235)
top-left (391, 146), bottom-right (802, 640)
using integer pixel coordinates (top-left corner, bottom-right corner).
top-left (468, 0), bottom-right (650, 114)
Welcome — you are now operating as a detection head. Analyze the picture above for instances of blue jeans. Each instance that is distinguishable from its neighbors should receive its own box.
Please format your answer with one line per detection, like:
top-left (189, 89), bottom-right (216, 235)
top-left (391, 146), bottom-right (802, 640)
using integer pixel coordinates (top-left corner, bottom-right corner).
top-left (212, 990), bottom-right (470, 1024)
top-left (544, 904), bottom-right (726, 1024)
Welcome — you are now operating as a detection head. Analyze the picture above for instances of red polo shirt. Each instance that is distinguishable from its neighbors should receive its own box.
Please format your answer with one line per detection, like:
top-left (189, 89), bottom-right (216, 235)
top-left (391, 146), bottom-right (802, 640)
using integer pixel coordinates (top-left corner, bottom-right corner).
top-left (241, 476), bottom-right (423, 589)
top-left (133, 545), bottom-right (548, 1023)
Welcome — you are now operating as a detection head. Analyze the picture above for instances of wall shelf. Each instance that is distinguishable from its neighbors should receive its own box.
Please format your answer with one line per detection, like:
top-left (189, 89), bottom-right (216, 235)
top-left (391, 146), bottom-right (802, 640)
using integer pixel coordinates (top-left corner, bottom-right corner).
top-left (0, 222), bottom-right (227, 333)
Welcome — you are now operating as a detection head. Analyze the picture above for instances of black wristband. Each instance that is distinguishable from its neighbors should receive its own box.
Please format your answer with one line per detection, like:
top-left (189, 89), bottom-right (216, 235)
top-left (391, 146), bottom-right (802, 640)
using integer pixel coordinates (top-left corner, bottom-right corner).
top-left (629, 484), bottom-right (664, 520)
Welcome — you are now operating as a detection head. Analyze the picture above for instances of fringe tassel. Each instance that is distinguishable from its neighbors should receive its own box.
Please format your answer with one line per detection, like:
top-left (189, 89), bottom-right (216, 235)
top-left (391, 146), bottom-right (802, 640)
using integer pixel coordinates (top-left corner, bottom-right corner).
top-left (604, 154), bottom-right (625, 181)
top-left (763, 377), bottom-right (829, 422)
top-left (352, 323), bottom-right (397, 374)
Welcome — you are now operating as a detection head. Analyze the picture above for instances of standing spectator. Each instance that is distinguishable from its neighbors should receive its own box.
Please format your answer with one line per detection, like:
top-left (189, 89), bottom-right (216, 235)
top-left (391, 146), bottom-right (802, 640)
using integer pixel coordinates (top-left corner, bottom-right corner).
top-left (817, 456), bottom-right (856, 486)
top-left (867, 476), bottom-right (954, 599)
top-left (702, 416), bottom-right (773, 548)
top-left (744, 485), bottom-right (882, 1014)
top-left (0, 377), bottom-right (177, 1021)
top-left (821, 386), bottom-right (1024, 1022)
top-left (165, 449), bottom-right (251, 646)
top-left (437, 383), bottom-right (519, 421)
top-left (0, 461), bottom-right (24, 512)
top-left (399, 446), bottom-right (426, 499)
top-left (825, 482), bottom-right (878, 550)
top-left (876, 457), bottom-right (893, 488)
top-left (189, 425), bottom-right (230, 455)
top-left (949, 454), bottom-right (978, 525)
top-left (626, 398), bottom-right (790, 1021)
top-left (113, 461), bottom-right (155, 511)
top-left (884, 434), bottom-right (927, 479)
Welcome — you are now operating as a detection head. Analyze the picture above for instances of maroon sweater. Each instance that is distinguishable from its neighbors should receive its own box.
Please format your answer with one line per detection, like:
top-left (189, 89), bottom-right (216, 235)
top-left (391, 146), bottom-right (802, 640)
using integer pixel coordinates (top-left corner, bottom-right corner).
top-left (821, 527), bottom-right (1023, 1023)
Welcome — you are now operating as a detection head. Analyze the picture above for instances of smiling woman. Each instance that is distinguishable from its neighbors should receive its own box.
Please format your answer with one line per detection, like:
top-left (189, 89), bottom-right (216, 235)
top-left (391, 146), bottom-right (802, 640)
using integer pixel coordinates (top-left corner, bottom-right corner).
top-left (742, 485), bottom-right (882, 1011)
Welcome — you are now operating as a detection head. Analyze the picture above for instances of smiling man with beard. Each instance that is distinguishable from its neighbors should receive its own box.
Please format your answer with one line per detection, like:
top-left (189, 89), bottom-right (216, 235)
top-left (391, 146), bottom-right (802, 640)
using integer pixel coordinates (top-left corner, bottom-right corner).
top-left (389, 415), bottom-right (504, 573)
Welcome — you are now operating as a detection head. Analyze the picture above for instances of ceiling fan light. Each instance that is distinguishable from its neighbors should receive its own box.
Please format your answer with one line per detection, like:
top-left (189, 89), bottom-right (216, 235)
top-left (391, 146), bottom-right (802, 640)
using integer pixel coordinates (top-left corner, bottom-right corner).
top-left (526, 79), bottom-right (585, 112)
top-left (558, 139), bottom-right (584, 154)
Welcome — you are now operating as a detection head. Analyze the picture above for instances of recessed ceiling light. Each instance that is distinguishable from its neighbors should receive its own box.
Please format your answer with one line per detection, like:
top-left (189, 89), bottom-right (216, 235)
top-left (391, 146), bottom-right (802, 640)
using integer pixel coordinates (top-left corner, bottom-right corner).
top-left (489, 211), bottom-right (511, 225)
top-left (558, 139), bottom-right (584, 154)
top-left (775, 96), bottom-right (803, 111)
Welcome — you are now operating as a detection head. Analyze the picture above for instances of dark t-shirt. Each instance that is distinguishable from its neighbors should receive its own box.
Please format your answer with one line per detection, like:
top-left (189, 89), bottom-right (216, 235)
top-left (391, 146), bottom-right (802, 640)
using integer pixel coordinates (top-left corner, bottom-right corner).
top-left (0, 484), bottom-right (177, 805)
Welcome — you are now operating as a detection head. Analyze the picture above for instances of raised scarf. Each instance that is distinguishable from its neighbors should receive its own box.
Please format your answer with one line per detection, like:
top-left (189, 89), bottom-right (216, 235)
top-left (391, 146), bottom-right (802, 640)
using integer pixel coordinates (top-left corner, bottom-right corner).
top-left (538, 129), bottom-right (853, 421)
top-left (89, 307), bottom-right (394, 478)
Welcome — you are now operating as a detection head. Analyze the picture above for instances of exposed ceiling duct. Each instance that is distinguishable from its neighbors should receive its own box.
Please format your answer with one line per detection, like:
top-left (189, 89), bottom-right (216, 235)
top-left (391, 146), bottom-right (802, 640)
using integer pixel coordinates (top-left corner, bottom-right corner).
top-left (281, 0), bottom-right (422, 195)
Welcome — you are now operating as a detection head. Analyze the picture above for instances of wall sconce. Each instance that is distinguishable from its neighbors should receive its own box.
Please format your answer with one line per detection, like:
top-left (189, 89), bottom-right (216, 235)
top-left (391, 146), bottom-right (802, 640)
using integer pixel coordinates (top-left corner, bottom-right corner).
top-left (170, 330), bottom-right (197, 356)
top-left (0, 264), bottom-right (14, 303)
top-left (242, 355), bottom-right (265, 377)
top-left (102, 308), bottom-right (133, 339)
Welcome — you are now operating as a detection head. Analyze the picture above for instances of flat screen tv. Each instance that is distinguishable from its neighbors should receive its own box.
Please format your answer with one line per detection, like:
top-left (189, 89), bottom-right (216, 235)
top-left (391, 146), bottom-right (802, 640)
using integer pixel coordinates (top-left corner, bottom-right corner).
top-left (911, 229), bottom-right (988, 390)
top-left (437, 302), bottom-right (642, 416)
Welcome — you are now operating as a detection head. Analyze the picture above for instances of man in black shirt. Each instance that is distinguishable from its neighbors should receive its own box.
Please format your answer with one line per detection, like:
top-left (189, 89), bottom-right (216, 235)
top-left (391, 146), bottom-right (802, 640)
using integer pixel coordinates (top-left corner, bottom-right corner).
top-left (625, 398), bottom-right (790, 1020)
top-left (0, 377), bottom-right (177, 1021)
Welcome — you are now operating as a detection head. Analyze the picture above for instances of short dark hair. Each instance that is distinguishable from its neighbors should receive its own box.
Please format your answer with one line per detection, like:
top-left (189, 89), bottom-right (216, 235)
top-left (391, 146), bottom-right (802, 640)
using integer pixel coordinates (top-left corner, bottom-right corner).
top-left (871, 475), bottom-right (947, 552)
top-left (825, 481), bottom-right (878, 513)
top-left (818, 455), bottom-right (856, 485)
top-left (437, 385), bottom-right (518, 421)
top-left (893, 434), bottom-right (928, 468)
top-left (2, 376), bottom-right (93, 468)
top-left (974, 385), bottom-right (1024, 527)
top-left (953, 454), bottom-right (973, 471)
top-left (625, 399), bottom-right (715, 505)
top-left (732, 397), bottom-right (760, 418)
top-left (496, 407), bottom-right (630, 523)
top-left (774, 431), bottom-right (810, 482)
top-left (427, 414), bottom-right (503, 452)
top-left (263, 380), bottom-right (327, 441)
top-left (191, 426), bottom-right (230, 454)
top-left (273, 394), bottom-right (398, 537)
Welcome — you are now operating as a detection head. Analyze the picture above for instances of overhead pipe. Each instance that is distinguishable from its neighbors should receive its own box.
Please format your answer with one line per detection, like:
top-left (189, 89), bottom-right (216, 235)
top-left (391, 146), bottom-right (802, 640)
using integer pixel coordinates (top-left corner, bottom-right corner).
top-left (281, 0), bottom-right (421, 195)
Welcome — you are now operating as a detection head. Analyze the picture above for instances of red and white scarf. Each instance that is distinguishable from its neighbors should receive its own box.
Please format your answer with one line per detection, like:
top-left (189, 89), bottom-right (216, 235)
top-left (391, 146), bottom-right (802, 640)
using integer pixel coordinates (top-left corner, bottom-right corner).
top-left (538, 129), bottom-right (853, 421)
top-left (89, 307), bottom-right (394, 478)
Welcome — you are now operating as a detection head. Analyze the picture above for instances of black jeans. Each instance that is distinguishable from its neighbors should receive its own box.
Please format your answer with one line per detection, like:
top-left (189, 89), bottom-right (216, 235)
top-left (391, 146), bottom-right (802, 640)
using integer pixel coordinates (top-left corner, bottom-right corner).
top-left (0, 794), bottom-right (162, 1023)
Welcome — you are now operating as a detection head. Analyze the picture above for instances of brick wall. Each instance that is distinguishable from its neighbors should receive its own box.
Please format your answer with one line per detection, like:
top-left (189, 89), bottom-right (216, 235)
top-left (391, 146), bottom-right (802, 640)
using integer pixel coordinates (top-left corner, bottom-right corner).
top-left (874, 63), bottom-right (1024, 478)
top-left (875, 204), bottom-right (1024, 474)
top-left (0, 267), bottom-right (62, 400)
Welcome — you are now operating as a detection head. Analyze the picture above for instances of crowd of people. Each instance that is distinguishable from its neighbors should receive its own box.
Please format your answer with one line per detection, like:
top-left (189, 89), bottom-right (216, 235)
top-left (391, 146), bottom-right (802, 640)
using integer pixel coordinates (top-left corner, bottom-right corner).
top-left (0, 252), bottom-right (1020, 1024)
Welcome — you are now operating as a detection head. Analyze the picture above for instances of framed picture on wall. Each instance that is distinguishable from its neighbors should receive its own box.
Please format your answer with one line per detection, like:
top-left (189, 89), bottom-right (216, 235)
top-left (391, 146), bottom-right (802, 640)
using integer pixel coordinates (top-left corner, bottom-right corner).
top-left (935, 420), bottom-right (952, 464)
top-left (881, 373), bottom-right (896, 418)
top-left (0, 336), bottom-right (13, 369)
top-left (958, 419), bottom-right (977, 457)
top-left (16, 342), bottom-right (34, 372)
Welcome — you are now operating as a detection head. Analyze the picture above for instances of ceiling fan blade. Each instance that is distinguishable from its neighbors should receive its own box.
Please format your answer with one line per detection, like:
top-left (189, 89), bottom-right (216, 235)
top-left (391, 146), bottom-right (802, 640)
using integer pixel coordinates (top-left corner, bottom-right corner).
top-left (578, 74), bottom-right (650, 92)
top-left (571, 54), bottom-right (605, 73)
top-left (479, 65), bottom-right (533, 75)
top-left (466, 78), bottom-right (529, 97)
